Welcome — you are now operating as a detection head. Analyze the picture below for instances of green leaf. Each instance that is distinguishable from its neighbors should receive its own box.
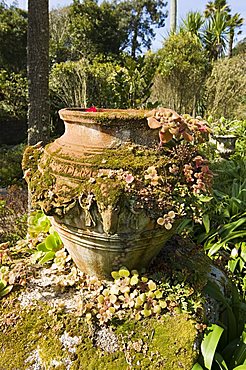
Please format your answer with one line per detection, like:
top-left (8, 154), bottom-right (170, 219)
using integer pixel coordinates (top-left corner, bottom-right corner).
top-left (39, 251), bottom-right (55, 264)
top-left (192, 363), bottom-right (204, 370)
top-left (141, 277), bottom-right (148, 283)
top-left (219, 217), bottom-right (246, 238)
top-left (233, 366), bottom-right (246, 370)
top-left (0, 284), bottom-right (13, 297)
top-left (52, 231), bottom-right (63, 247)
top-left (45, 234), bottom-right (57, 250)
top-left (0, 280), bottom-right (7, 291)
top-left (221, 338), bottom-right (240, 363)
top-left (109, 294), bottom-right (117, 304)
top-left (111, 271), bottom-right (120, 280)
top-left (142, 308), bottom-right (152, 317)
top-left (130, 275), bottom-right (139, 285)
top-left (231, 342), bottom-right (246, 368)
top-left (228, 258), bottom-right (239, 273)
top-left (97, 295), bottom-right (104, 304)
top-left (214, 353), bottom-right (229, 370)
top-left (199, 196), bottom-right (214, 203)
top-left (207, 241), bottom-right (224, 256)
top-left (119, 268), bottom-right (130, 277)
top-left (176, 218), bottom-right (192, 233)
top-left (153, 305), bottom-right (161, 314)
top-left (155, 290), bottom-right (163, 299)
top-left (148, 280), bottom-right (157, 291)
top-left (222, 231), bottom-right (246, 243)
top-left (36, 241), bottom-right (49, 252)
top-left (203, 214), bottom-right (210, 234)
top-left (204, 282), bottom-right (237, 342)
top-left (240, 242), bottom-right (246, 262)
top-left (201, 324), bottom-right (224, 370)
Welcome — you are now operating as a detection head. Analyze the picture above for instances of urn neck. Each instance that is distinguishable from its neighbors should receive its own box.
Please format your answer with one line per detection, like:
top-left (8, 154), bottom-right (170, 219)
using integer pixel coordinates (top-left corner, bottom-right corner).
top-left (56, 108), bottom-right (158, 155)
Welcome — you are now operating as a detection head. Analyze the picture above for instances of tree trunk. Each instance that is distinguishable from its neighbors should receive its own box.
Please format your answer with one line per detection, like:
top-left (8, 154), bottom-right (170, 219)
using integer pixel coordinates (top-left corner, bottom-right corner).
top-left (131, 14), bottom-right (141, 60)
top-left (27, 0), bottom-right (50, 145)
top-left (170, 0), bottom-right (177, 33)
top-left (228, 27), bottom-right (234, 58)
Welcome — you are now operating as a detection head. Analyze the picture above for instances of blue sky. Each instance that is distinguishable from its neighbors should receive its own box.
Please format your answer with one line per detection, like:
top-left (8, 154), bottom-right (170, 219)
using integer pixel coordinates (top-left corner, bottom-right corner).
top-left (5, 0), bottom-right (246, 50)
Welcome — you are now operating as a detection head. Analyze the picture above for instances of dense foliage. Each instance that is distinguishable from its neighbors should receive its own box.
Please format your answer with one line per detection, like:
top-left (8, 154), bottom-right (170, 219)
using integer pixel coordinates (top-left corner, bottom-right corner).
top-left (0, 1), bottom-right (27, 74)
top-left (206, 53), bottom-right (246, 120)
top-left (0, 0), bottom-right (245, 123)
top-left (50, 53), bottom-right (157, 110)
top-left (151, 32), bottom-right (209, 114)
top-left (0, 70), bottom-right (27, 120)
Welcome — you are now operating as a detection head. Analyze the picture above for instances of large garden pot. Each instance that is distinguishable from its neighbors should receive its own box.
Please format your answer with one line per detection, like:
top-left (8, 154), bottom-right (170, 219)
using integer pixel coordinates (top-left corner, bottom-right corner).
top-left (23, 108), bottom-right (191, 278)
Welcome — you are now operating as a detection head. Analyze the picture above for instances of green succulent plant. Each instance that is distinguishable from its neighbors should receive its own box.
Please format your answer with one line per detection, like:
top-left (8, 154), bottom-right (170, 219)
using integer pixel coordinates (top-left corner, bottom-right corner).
top-left (28, 211), bottom-right (63, 264)
top-left (81, 267), bottom-right (203, 326)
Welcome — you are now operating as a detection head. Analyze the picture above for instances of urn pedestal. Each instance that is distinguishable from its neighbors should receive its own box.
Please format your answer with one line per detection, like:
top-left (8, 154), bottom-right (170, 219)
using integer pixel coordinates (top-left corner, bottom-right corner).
top-left (210, 134), bottom-right (238, 158)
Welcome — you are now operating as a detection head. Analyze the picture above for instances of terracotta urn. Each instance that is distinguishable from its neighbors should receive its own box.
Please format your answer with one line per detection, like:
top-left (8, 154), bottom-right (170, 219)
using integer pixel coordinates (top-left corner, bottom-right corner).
top-left (23, 108), bottom-right (202, 279)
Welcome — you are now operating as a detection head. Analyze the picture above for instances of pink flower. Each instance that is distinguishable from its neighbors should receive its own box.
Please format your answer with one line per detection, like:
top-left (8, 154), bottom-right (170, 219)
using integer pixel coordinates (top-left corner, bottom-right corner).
top-left (193, 156), bottom-right (204, 168)
top-left (125, 173), bottom-right (135, 184)
top-left (183, 164), bottom-right (193, 182)
top-left (199, 125), bottom-right (208, 132)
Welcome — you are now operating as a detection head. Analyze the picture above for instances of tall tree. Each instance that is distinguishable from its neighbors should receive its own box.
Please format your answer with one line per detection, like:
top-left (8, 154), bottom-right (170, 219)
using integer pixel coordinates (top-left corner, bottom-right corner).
top-left (0, 2), bottom-right (27, 73)
top-left (204, 11), bottom-right (229, 60)
top-left (204, 0), bottom-right (244, 59)
top-left (206, 53), bottom-right (246, 119)
top-left (49, 6), bottom-right (71, 64)
top-left (117, 0), bottom-right (168, 59)
top-left (69, 0), bottom-right (128, 60)
top-left (27, 0), bottom-right (50, 145)
top-left (170, 0), bottom-right (177, 33)
top-left (228, 13), bottom-right (244, 58)
top-left (181, 11), bottom-right (205, 41)
top-left (204, 0), bottom-right (230, 18)
top-left (155, 31), bottom-right (209, 114)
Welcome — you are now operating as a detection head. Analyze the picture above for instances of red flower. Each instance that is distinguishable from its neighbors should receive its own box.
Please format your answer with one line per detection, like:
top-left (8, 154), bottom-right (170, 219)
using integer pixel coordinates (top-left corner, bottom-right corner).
top-left (85, 106), bottom-right (97, 112)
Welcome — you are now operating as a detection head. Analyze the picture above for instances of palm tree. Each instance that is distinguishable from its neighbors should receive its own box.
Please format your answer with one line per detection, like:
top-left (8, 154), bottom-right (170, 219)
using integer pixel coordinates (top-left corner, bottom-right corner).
top-left (228, 13), bottom-right (244, 57)
top-left (27, 0), bottom-right (50, 145)
top-left (204, 0), bottom-right (244, 58)
top-left (181, 11), bottom-right (205, 41)
top-left (203, 11), bottom-right (229, 60)
top-left (170, 0), bottom-right (177, 33)
top-left (204, 0), bottom-right (230, 18)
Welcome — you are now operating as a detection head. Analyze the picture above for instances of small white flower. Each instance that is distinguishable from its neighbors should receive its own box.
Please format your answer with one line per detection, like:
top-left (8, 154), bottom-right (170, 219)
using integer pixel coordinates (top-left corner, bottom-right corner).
top-left (231, 248), bottom-right (238, 258)
top-left (165, 223), bottom-right (172, 230)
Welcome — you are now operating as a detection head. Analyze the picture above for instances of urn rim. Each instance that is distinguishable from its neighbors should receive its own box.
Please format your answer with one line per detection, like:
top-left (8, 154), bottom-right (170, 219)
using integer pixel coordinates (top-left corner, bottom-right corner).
top-left (59, 107), bottom-right (149, 126)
